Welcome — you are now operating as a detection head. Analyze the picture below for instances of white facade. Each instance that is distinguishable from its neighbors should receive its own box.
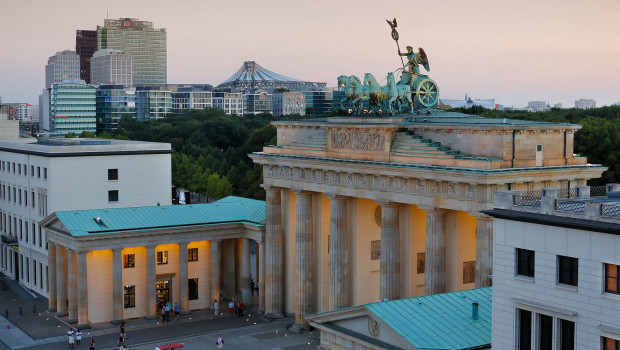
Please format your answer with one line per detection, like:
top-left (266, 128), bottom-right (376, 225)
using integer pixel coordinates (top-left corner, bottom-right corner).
top-left (90, 49), bottom-right (133, 88)
top-left (45, 50), bottom-right (80, 88)
top-left (527, 101), bottom-right (549, 112)
top-left (490, 187), bottom-right (620, 349)
top-left (0, 137), bottom-right (172, 297)
top-left (272, 92), bottom-right (305, 116)
top-left (17, 104), bottom-right (33, 121)
top-left (136, 90), bottom-right (172, 121)
top-left (212, 92), bottom-right (243, 115)
top-left (171, 91), bottom-right (212, 115)
top-left (575, 99), bottom-right (596, 109)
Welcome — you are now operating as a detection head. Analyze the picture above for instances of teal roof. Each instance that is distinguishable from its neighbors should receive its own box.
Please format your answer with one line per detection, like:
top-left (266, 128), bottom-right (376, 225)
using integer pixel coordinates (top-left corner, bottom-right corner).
top-left (366, 287), bottom-right (492, 350)
top-left (53, 196), bottom-right (265, 237)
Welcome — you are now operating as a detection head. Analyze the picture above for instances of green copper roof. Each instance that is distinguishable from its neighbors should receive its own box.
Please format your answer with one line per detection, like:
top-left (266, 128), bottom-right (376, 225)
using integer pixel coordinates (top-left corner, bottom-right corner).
top-left (54, 196), bottom-right (265, 237)
top-left (366, 287), bottom-right (492, 350)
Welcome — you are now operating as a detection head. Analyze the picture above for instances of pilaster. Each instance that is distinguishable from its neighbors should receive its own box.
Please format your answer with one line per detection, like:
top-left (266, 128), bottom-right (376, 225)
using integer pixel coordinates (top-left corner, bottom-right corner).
top-left (210, 240), bottom-right (221, 304)
top-left (264, 186), bottom-right (283, 317)
top-left (424, 208), bottom-right (446, 295)
top-left (378, 201), bottom-right (400, 301)
top-left (56, 245), bottom-right (67, 315)
top-left (473, 213), bottom-right (494, 288)
top-left (178, 242), bottom-right (189, 314)
top-left (241, 238), bottom-right (251, 304)
top-left (328, 194), bottom-right (348, 310)
top-left (67, 249), bottom-right (77, 322)
top-left (47, 242), bottom-right (57, 312)
top-left (77, 251), bottom-right (89, 328)
top-left (146, 244), bottom-right (157, 319)
top-left (294, 190), bottom-right (314, 329)
top-left (112, 248), bottom-right (123, 323)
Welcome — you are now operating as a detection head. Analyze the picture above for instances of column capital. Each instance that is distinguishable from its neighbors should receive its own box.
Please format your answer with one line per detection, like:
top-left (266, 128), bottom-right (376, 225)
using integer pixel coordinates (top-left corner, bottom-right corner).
top-left (375, 200), bottom-right (400, 208)
top-left (419, 205), bottom-right (446, 214)
top-left (292, 188), bottom-right (313, 195)
top-left (325, 192), bottom-right (347, 200)
top-left (261, 184), bottom-right (281, 192)
top-left (178, 241), bottom-right (189, 247)
top-left (111, 247), bottom-right (123, 253)
top-left (145, 243), bottom-right (157, 249)
top-left (76, 250), bottom-right (88, 257)
top-left (469, 211), bottom-right (493, 221)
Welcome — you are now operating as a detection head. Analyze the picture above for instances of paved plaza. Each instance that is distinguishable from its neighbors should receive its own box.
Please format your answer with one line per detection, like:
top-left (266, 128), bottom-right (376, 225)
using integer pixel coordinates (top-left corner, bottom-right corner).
top-left (0, 278), bottom-right (319, 350)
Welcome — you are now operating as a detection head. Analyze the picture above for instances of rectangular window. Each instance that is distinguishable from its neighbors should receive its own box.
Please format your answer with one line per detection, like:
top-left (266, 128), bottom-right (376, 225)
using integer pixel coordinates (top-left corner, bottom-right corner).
top-left (108, 169), bottom-right (118, 181)
top-left (44, 168), bottom-right (47, 179)
top-left (157, 251), bottom-right (168, 265)
top-left (37, 166), bottom-right (40, 178)
top-left (123, 254), bottom-right (135, 268)
top-left (188, 248), bottom-right (198, 262)
top-left (31, 165), bottom-right (34, 177)
top-left (539, 314), bottom-right (553, 350)
top-left (108, 190), bottom-right (119, 202)
top-left (603, 337), bottom-right (620, 350)
top-left (558, 255), bottom-right (578, 286)
top-left (123, 285), bottom-right (135, 308)
top-left (518, 309), bottom-right (532, 350)
top-left (560, 319), bottom-right (575, 350)
top-left (605, 263), bottom-right (620, 294)
top-left (516, 248), bottom-right (535, 277)
top-left (188, 278), bottom-right (198, 300)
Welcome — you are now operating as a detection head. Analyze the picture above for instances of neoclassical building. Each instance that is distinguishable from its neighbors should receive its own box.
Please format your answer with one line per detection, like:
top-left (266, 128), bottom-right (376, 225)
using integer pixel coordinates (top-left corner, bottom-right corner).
top-left (249, 110), bottom-right (606, 329)
top-left (40, 197), bottom-right (265, 327)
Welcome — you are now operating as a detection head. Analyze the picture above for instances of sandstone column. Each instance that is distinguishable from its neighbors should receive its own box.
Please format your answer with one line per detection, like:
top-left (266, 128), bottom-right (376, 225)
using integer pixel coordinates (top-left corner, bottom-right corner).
top-left (424, 208), bottom-right (446, 295)
top-left (294, 191), bottom-right (314, 329)
top-left (378, 201), bottom-right (400, 301)
top-left (48, 242), bottom-right (57, 312)
top-left (241, 238), bottom-right (251, 303)
top-left (474, 213), bottom-right (494, 288)
top-left (56, 245), bottom-right (67, 315)
top-left (328, 194), bottom-right (348, 310)
top-left (146, 244), bottom-right (157, 319)
top-left (77, 251), bottom-right (88, 328)
top-left (112, 248), bottom-right (123, 323)
top-left (67, 249), bottom-right (77, 321)
top-left (258, 238), bottom-right (265, 312)
top-left (178, 242), bottom-right (189, 314)
top-left (264, 186), bottom-right (283, 317)
top-left (210, 240), bottom-right (221, 304)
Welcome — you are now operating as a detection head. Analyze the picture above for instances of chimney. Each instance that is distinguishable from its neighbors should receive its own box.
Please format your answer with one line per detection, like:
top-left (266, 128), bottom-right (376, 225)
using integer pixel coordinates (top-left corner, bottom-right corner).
top-left (472, 302), bottom-right (479, 320)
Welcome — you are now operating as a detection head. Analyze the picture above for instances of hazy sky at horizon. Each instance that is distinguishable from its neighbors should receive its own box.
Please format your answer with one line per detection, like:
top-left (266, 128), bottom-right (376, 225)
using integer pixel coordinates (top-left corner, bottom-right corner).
top-left (1, 0), bottom-right (619, 107)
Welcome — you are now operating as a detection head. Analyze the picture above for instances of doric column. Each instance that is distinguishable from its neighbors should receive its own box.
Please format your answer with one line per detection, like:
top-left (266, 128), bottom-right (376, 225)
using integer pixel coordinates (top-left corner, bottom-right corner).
top-left (378, 201), bottom-right (400, 301)
top-left (56, 245), bottom-right (67, 315)
top-left (328, 194), bottom-right (348, 310)
top-left (210, 240), bottom-right (221, 304)
top-left (67, 249), bottom-right (77, 321)
top-left (294, 191), bottom-right (314, 329)
top-left (258, 238), bottom-right (265, 312)
top-left (264, 186), bottom-right (283, 317)
top-left (146, 244), bottom-right (157, 319)
top-left (241, 238), bottom-right (251, 303)
top-left (178, 242), bottom-right (189, 314)
top-left (77, 251), bottom-right (88, 328)
top-left (424, 208), bottom-right (446, 295)
top-left (47, 242), bottom-right (57, 312)
top-left (474, 213), bottom-right (494, 288)
top-left (112, 248), bottom-right (123, 323)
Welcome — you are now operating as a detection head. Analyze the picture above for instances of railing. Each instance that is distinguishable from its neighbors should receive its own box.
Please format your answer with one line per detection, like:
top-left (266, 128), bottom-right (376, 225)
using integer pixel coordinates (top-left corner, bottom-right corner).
top-left (602, 204), bottom-right (620, 217)
top-left (555, 200), bottom-right (586, 213)
top-left (514, 191), bottom-right (542, 207)
top-left (557, 188), bottom-right (579, 199)
top-left (591, 186), bottom-right (607, 197)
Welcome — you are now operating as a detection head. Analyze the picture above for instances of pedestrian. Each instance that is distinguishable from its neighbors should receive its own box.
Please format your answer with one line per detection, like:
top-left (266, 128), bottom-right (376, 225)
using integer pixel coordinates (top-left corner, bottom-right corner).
top-left (250, 279), bottom-right (255, 296)
top-left (76, 328), bottom-right (82, 346)
top-left (228, 300), bottom-right (234, 315)
top-left (217, 334), bottom-right (224, 349)
top-left (233, 296), bottom-right (238, 315)
top-left (174, 302), bottom-right (179, 320)
top-left (166, 301), bottom-right (171, 322)
top-left (213, 299), bottom-right (219, 317)
top-left (117, 334), bottom-right (124, 347)
top-left (238, 301), bottom-right (244, 317)
top-left (161, 306), bottom-right (166, 323)
top-left (89, 339), bottom-right (95, 350)
top-left (120, 320), bottom-right (127, 339)
top-left (68, 328), bottom-right (75, 349)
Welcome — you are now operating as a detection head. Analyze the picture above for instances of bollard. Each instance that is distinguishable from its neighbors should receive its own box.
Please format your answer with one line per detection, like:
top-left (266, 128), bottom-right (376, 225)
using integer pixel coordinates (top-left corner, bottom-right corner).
top-left (33, 304), bottom-right (36, 314)
top-left (19, 306), bottom-right (22, 316)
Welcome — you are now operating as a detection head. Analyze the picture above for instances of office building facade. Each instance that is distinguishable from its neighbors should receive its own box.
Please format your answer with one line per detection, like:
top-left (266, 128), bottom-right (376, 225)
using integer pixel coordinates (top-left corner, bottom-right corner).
top-left (49, 81), bottom-right (96, 135)
top-left (575, 99), bottom-right (596, 109)
top-left (136, 88), bottom-right (171, 121)
top-left (243, 92), bottom-right (272, 115)
top-left (76, 30), bottom-right (97, 84)
top-left (90, 49), bottom-right (133, 87)
top-left (97, 18), bottom-right (166, 85)
top-left (96, 85), bottom-right (136, 135)
top-left (303, 90), bottom-right (333, 115)
top-left (45, 51), bottom-right (80, 88)
top-left (171, 90), bottom-right (212, 116)
top-left (212, 92), bottom-right (243, 115)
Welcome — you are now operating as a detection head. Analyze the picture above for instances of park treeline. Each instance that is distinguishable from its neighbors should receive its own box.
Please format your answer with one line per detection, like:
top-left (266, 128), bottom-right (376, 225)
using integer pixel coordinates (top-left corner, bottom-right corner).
top-left (105, 105), bottom-right (619, 200)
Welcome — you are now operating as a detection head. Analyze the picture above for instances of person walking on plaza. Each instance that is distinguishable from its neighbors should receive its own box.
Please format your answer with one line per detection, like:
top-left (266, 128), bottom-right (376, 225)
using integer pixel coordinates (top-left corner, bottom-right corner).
top-left (166, 301), bottom-right (171, 322)
top-left (120, 320), bottom-right (127, 339)
top-left (76, 329), bottom-right (82, 346)
top-left (117, 334), bottom-right (124, 347)
top-left (68, 328), bottom-right (75, 349)
top-left (250, 279), bottom-right (255, 296)
top-left (217, 334), bottom-right (224, 349)
top-left (89, 339), bottom-right (95, 350)
top-left (213, 299), bottom-right (219, 317)
top-left (174, 302), bottom-right (179, 320)
top-left (228, 300), bottom-right (234, 315)
top-left (238, 301), bottom-right (244, 317)
top-left (161, 306), bottom-right (166, 323)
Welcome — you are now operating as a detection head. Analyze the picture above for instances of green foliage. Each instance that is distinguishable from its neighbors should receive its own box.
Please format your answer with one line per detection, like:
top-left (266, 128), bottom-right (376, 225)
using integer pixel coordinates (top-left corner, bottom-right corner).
top-left (64, 133), bottom-right (76, 138)
top-left (79, 131), bottom-right (96, 138)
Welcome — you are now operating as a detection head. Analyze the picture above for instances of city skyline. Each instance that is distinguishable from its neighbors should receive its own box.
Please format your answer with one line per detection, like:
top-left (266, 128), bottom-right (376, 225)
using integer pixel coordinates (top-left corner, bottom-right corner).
top-left (1, 0), bottom-right (619, 107)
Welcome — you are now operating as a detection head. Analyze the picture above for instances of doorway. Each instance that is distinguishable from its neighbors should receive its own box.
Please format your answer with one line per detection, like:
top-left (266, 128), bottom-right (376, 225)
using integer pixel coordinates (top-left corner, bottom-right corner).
top-left (156, 280), bottom-right (170, 310)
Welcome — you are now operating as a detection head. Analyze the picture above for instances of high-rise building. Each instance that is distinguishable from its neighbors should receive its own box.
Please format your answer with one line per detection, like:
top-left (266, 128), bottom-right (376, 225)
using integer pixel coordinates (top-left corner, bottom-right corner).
top-left (575, 99), bottom-right (596, 109)
top-left (76, 30), bottom-right (97, 84)
top-left (136, 87), bottom-right (171, 121)
top-left (45, 50), bottom-right (80, 88)
top-left (91, 49), bottom-right (133, 87)
top-left (96, 85), bottom-right (136, 135)
top-left (48, 80), bottom-right (96, 135)
top-left (97, 18), bottom-right (166, 85)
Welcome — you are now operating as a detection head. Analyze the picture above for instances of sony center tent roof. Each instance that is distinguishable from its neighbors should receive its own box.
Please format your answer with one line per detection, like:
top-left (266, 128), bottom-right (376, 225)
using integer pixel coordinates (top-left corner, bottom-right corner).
top-left (217, 61), bottom-right (326, 90)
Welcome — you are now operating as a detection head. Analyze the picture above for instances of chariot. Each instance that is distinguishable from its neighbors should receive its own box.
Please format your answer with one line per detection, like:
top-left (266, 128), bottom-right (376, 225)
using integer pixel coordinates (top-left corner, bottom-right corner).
top-left (398, 71), bottom-right (440, 109)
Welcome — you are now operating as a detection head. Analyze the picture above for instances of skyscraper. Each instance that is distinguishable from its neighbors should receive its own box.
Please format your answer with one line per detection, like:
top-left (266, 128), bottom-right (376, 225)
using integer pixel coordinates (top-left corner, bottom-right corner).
top-left (76, 30), bottom-right (98, 84)
top-left (97, 18), bottom-right (166, 85)
top-left (91, 49), bottom-right (133, 87)
top-left (45, 50), bottom-right (80, 88)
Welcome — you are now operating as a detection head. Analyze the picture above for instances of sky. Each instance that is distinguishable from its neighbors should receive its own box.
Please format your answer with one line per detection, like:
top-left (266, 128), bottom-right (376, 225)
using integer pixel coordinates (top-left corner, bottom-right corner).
top-left (1, 0), bottom-right (619, 107)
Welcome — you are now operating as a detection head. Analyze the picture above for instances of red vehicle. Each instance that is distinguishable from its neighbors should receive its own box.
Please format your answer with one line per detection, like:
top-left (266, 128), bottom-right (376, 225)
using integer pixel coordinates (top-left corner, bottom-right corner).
top-left (154, 343), bottom-right (184, 350)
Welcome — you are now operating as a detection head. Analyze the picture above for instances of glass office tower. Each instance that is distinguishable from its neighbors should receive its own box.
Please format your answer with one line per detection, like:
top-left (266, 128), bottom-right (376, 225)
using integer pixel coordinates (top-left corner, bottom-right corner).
top-left (96, 85), bottom-right (136, 135)
top-left (97, 18), bottom-right (167, 85)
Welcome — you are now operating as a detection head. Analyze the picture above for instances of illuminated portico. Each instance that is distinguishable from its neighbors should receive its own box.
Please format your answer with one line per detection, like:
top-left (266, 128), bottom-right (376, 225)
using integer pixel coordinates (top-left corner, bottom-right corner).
top-left (250, 112), bottom-right (605, 329)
